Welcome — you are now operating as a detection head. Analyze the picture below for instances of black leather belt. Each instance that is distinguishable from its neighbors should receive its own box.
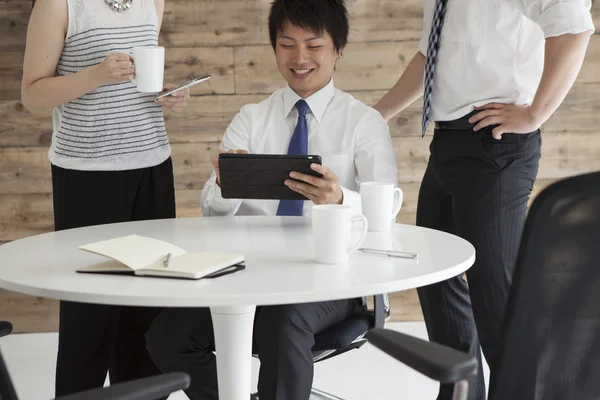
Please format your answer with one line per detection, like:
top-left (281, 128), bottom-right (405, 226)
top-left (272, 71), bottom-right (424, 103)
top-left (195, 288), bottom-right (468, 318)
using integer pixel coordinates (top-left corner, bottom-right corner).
top-left (434, 111), bottom-right (479, 130)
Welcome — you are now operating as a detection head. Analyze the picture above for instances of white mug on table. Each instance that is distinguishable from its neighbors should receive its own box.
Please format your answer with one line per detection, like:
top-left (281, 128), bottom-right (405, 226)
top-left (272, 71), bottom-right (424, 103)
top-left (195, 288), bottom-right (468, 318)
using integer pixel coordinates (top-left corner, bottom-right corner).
top-left (128, 46), bottom-right (164, 93)
top-left (360, 182), bottom-right (403, 232)
top-left (312, 205), bottom-right (368, 264)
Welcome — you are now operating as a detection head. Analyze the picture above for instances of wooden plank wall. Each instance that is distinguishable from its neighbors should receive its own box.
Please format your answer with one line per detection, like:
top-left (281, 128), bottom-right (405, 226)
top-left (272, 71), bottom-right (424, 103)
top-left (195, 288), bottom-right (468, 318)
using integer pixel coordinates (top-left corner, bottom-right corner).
top-left (1, 0), bottom-right (599, 332)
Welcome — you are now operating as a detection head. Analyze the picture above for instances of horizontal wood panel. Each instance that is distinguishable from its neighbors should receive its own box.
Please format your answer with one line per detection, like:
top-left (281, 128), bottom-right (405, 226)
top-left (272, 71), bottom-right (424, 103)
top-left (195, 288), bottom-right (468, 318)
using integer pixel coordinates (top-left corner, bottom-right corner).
top-left (388, 290), bottom-right (422, 321)
top-left (578, 34), bottom-right (600, 83)
top-left (2, 47), bottom-right (234, 102)
top-left (0, 128), bottom-right (597, 198)
top-left (392, 131), bottom-right (600, 184)
top-left (0, 193), bottom-right (54, 239)
top-left (0, 289), bottom-right (59, 333)
top-left (0, 178), bottom-right (556, 243)
top-left (5, 1), bottom-right (600, 52)
top-left (160, 0), bottom-right (424, 48)
top-left (6, 34), bottom-right (599, 102)
top-left (1, 129), bottom-right (596, 197)
top-left (234, 41), bottom-right (418, 94)
top-left (0, 142), bottom-right (219, 195)
top-left (3, 0), bottom-right (421, 52)
top-left (0, 51), bottom-right (24, 101)
top-left (235, 37), bottom-right (600, 95)
top-left (542, 81), bottom-right (600, 133)
top-left (0, 1), bottom-right (30, 52)
top-left (3, 80), bottom-right (600, 148)
top-left (163, 94), bottom-right (266, 144)
top-left (0, 101), bottom-right (53, 147)
top-left (161, 0), bottom-right (600, 47)
top-left (164, 47), bottom-right (235, 95)
top-left (0, 189), bottom-right (204, 240)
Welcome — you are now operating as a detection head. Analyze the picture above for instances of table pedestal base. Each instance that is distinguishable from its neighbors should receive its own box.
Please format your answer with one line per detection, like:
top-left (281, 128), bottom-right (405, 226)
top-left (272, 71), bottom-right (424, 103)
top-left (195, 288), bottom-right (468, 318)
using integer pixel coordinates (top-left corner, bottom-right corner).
top-left (211, 305), bottom-right (256, 400)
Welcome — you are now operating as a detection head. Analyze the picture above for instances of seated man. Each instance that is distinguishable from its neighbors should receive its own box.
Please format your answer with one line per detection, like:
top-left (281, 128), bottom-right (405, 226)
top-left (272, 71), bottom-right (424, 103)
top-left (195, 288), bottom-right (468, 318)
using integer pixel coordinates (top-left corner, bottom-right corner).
top-left (145, 0), bottom-right (398, 399)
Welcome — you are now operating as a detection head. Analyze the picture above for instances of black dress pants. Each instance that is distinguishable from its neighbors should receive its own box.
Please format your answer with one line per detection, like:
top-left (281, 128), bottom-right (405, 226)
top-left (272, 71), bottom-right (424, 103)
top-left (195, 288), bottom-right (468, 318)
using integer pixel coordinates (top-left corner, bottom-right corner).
top-left (416, 127), bottom-right (541, 399)
top-left (145, 299), bottom-right (360, 400)
top-left (51, 157), bottom-right (176, 396)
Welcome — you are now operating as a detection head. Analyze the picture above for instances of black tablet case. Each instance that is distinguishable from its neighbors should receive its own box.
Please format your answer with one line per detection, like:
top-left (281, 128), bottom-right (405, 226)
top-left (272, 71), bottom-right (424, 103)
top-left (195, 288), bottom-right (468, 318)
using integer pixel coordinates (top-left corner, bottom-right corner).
top-left (219, 154), bottom-right (323, 200)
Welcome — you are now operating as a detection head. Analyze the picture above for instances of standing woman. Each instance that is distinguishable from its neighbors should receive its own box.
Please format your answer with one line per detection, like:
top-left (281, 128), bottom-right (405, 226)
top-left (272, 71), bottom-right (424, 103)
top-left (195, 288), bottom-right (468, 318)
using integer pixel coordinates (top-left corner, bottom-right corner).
top-left (21, 0), bottom-right (189, 395)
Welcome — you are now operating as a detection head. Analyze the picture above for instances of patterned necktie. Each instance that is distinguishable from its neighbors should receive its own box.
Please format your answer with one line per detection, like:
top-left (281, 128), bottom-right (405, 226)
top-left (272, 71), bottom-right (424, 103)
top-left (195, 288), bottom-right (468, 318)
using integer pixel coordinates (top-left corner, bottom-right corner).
top-left (421, 0), bottom-right (449, 137)
top-left (276, 99), bottom-right (310, 216)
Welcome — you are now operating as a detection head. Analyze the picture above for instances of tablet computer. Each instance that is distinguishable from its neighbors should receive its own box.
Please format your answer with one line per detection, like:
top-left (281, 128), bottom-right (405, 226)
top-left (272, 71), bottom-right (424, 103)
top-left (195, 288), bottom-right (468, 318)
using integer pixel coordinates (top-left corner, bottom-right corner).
top-left (218, 153), bottom-right (323, 200)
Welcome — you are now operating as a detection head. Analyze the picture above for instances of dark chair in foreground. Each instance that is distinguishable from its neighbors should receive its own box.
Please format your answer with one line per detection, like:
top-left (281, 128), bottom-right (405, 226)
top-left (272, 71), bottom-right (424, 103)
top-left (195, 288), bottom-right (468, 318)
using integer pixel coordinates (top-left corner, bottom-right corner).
top-left (253, 294), bottom-right (389, 400)
top-left (366, 171), bottom-right (600, 400)
top-left (0, 321), bottom-right (190, 400)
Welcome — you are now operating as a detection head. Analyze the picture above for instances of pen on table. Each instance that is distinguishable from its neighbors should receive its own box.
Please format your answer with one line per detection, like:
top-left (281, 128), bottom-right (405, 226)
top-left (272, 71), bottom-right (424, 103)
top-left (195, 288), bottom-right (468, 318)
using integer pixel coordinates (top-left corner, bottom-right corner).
top-left (163, 253), bottom-right (171, 268)
top-left (359, 248), bottom-right (418, 260)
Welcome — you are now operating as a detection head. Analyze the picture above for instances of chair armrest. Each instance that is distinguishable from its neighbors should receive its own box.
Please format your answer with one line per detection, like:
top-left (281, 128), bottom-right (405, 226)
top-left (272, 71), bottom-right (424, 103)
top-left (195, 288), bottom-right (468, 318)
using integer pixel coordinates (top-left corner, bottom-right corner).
top-left (54, 372), bottom-right (190, 400)
top-left (366, 328), bottom-right (478, 384)
top-left (0, 322), bottom-right (12, 338)
top-left (372, 294), bottom-right (386, 328)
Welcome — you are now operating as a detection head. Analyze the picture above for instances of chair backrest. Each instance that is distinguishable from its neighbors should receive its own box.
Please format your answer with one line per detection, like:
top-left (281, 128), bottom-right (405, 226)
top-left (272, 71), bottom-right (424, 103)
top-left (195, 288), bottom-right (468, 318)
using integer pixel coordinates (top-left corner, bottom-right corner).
top-left (0, 321), bottom-right (18, 400)
top-left (490, 172), bottom-right (600, 400)
top-left (0, 351), bottom-right (18, 400)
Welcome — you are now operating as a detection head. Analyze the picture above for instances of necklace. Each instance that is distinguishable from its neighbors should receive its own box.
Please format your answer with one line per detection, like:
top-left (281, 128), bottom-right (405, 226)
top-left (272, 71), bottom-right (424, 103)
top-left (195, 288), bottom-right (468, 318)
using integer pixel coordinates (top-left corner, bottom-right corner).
top-left (105, 0), bottom-right (133, 12)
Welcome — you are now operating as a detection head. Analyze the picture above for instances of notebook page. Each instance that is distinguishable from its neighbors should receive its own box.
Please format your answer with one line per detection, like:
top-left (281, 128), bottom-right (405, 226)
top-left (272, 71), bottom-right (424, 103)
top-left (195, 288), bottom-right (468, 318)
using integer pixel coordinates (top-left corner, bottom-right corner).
top-left (80, 235), bottom-right (187, 270)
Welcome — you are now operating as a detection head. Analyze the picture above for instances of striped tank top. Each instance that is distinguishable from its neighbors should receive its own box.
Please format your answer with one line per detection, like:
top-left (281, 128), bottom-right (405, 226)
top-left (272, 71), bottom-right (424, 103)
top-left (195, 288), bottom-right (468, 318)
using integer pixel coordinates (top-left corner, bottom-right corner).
top-left (49, 0), bottom-right (170, 171)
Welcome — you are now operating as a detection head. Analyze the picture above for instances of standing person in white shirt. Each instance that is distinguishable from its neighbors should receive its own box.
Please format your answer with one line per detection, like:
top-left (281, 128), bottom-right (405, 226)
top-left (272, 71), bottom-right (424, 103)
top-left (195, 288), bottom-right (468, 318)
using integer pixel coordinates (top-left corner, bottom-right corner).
top-left (374, 1), bottom-right (594, 399)
top-left (145, 1), bottom-right (398, 399)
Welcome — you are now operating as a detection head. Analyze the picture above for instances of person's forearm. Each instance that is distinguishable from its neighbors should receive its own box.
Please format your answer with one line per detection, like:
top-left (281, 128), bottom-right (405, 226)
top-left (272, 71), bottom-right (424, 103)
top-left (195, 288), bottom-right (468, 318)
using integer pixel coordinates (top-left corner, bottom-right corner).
top-left (21, 65), bottom-right (101, 114)
top-left (374, 51), bottom-right (426, 122)
top-left (530, 32), bottom-right (592, 126)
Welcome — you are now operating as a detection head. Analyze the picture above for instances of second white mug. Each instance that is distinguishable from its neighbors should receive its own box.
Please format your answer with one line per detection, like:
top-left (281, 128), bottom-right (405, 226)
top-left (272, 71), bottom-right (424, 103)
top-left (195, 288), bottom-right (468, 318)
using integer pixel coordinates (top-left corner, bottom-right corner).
top-left (360, 182), bottom-right (403, 231)
top-left (130, 46), bottom-right (164, 93)
top-left (312, 205), bottom-right (368, 264)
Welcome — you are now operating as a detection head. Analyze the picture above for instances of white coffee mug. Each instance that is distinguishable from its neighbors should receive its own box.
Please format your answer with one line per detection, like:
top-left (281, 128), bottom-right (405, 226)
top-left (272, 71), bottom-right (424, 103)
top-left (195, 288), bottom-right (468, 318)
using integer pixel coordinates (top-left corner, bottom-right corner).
top-left (360, 182), bottom-right (403, 232)
top-left (312, 205), bottom-right (368, 264)
top-left (129, 46), bottom-right (164, 93)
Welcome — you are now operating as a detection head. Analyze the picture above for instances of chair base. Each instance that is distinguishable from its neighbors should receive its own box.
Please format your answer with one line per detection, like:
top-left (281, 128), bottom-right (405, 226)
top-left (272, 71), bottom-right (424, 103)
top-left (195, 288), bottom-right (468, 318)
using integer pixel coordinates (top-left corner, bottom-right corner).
top-left (251, 387), bottom-right (345, 400)
top-left (310, 387), bottom-right (345, 400)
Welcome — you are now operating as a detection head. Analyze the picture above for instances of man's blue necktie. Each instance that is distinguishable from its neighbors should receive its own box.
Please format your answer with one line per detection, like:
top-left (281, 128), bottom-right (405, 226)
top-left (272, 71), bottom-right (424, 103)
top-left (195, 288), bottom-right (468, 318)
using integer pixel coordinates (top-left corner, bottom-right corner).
top-left (276, 99), bottom-right (309, 216)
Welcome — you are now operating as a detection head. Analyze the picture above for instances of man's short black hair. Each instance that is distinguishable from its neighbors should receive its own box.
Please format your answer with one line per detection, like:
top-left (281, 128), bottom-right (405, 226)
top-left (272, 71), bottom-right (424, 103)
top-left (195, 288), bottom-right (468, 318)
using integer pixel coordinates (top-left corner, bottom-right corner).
top-left (268, 0), bottom-right (349, 53)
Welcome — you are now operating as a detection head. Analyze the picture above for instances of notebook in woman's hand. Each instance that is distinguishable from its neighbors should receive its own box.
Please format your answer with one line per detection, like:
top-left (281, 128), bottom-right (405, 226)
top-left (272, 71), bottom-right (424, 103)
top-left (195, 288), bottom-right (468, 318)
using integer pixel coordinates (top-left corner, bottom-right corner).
top-left (77, 235), bottom-right (245, 280)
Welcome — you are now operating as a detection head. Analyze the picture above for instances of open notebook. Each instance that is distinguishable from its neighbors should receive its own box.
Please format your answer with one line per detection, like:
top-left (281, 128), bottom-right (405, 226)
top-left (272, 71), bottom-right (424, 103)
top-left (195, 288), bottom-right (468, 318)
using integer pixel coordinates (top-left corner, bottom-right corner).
top-left (77, 235), bottom-right (245, 280)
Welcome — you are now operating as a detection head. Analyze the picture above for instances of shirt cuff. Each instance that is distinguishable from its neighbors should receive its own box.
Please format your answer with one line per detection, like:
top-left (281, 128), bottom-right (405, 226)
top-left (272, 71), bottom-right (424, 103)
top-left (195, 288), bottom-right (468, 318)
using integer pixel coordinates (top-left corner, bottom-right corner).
top-left (537, 3), bottom-right (595, 38)
top-left (340, 186), bottom-right (362, 215)
top-left (203, 180), bottom-right (240, 215)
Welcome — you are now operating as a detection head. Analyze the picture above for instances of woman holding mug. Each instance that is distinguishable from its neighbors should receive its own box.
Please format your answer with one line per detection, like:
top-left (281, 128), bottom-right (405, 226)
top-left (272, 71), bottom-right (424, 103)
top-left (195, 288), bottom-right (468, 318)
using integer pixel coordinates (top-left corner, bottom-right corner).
top-left (21, 0), bottom-right (189, 395)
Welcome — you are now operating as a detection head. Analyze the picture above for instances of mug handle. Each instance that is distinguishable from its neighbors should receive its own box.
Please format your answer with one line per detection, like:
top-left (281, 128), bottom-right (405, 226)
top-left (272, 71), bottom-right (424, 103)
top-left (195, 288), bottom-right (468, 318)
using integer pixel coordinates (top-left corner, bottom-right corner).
top-left (125, 51), bottom-right (136, 85)
top-left (348, 214), bottom-right (368, 254)
top-left (390, 188), bottom-right (403, 221)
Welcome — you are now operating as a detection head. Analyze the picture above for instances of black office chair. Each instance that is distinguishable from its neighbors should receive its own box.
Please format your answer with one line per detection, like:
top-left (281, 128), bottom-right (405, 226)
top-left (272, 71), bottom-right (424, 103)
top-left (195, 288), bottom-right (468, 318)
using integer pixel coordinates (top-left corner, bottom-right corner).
top-left (0, 321), bottom-right (190, 400)
top-left (252, 294), bottom-right (389, 400)
top-left (366, 171), bottom-right (600, 400)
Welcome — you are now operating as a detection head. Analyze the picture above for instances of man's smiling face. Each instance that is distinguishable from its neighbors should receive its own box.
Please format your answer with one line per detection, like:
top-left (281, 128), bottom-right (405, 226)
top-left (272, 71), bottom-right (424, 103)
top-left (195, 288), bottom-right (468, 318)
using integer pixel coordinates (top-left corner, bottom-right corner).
top-left (275, 21), bottom-right (341, 98)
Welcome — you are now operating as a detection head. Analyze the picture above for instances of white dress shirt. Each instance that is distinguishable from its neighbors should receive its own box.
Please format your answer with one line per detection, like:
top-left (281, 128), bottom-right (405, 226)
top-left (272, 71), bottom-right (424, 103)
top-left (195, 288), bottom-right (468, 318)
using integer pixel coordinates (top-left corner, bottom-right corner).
top-left (201, 79), bottom-right (398, 217)
top-left (420, 0), bottom-right (595, 122)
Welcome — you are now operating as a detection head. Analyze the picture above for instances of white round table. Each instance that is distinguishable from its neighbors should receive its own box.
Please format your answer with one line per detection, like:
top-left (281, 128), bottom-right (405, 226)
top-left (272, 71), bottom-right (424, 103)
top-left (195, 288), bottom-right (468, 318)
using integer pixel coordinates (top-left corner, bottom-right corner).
top-left (0, 216), bottom-right (475, 400)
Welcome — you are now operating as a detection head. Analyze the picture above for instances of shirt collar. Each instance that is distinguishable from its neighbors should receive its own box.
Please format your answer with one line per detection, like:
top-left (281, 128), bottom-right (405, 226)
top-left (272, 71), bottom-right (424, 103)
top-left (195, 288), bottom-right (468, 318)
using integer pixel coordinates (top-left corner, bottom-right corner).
top-left (283, 78), bottom-right (335, 124)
